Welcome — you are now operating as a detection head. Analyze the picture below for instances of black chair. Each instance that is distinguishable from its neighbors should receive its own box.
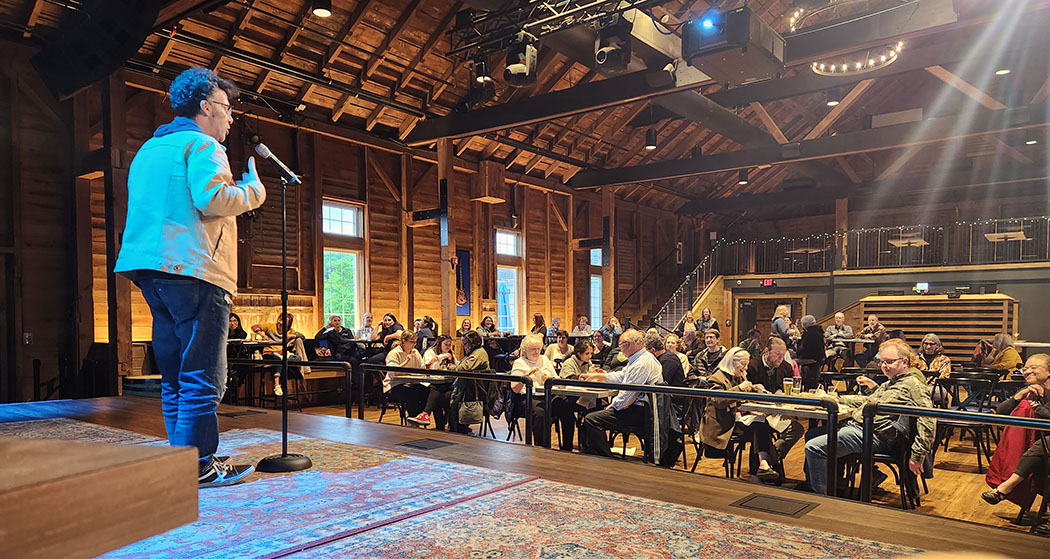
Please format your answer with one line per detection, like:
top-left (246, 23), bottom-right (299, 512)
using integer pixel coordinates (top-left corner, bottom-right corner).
top-left (608, 401), bottom-right (653, 463)
top-left (932, 376), bottom-right (996, 472)
top-left (845, 418), bottom-right (927, 510)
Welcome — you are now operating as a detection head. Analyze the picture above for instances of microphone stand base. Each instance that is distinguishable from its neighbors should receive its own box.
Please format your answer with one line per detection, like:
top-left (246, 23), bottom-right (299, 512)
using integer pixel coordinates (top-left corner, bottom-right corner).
top-left (256, 453), bottom-right (313, 473)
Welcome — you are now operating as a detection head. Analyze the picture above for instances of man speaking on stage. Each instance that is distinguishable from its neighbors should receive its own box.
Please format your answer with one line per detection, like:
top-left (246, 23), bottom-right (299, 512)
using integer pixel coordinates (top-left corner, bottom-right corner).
top-left (115, 67), bottom-right (266, 488)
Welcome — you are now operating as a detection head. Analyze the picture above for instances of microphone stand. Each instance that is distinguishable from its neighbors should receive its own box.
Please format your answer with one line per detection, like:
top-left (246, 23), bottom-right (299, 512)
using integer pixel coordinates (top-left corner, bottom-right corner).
top-left (257, 175), bottom-right (313, 473)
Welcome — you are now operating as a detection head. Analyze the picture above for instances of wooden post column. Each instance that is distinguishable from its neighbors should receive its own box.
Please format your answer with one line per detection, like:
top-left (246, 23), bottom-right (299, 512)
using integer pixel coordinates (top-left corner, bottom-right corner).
top-left (835, 198), bottom-right (849, 269)
top-left (601, 186), bottom-right (615, 326)
top-left (437, 139), bottom-right (455, 336)
top-left (102, 71), bottom-right (132, 388)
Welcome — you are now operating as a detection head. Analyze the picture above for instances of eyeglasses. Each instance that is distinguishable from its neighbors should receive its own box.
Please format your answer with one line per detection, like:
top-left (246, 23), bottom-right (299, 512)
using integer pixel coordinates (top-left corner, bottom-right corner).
top-left (206, 98), bottom-right (234, 117)
top-left (880, 356), bottom-right (907, 367)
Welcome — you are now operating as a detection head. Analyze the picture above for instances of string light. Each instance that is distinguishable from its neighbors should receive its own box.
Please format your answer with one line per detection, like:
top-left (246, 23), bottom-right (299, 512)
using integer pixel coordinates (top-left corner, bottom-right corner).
top-left (811, 42), bottom-right (903, 76)
top-left (788, 8), bottom-right (804, 32)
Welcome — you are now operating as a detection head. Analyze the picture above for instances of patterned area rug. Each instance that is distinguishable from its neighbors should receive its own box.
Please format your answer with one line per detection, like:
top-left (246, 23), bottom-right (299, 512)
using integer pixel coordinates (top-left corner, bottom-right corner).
top-left (284, 480), bottom-right (922, 559)
top-left (0, 417), bottom-right (163, 444)
top-left (101, 429), bottom-right (536, 559)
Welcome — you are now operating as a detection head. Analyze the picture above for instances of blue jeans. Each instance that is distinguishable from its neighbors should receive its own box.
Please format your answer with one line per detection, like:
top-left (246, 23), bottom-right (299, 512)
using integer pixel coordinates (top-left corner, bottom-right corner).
top-left (804, 422), bottom-right (892, 495)
top-left (136, 271), bottom-right (231, 471)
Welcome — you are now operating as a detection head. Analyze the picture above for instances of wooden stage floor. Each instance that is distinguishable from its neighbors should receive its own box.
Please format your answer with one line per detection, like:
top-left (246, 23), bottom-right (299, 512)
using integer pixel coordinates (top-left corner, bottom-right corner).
top-left (3, 396), bottom-right (1047, 557)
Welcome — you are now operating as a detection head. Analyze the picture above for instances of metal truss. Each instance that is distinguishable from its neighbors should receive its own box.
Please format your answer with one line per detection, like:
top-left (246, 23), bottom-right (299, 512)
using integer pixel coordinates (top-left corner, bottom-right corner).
top-left (448, 0), bottom-right (667, 58)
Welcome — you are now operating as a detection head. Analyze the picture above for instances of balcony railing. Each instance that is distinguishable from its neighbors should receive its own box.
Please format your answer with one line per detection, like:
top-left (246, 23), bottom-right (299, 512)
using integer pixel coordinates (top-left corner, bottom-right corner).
top-left (652, 216), bottom-right (1050, 328)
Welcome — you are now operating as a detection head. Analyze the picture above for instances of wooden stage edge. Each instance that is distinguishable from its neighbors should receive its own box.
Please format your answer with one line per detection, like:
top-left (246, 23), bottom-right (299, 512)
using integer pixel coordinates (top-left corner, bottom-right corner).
top-left (3, 397), bottom-right (1045, 557)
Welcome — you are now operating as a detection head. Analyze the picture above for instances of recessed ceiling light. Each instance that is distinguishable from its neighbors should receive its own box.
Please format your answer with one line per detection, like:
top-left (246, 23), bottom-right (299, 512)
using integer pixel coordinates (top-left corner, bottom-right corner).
top-left (1026, 139), bottom-right (1038, 145)
top-left (826, 100), bottom-right (840, 107)
top-left (995, 68), bottom-right (1011, 76)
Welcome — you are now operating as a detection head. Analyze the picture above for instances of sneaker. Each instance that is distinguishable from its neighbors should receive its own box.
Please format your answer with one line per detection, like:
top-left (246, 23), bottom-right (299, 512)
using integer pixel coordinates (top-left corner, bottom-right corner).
top-left (407, 411), bottom-right (431, 426)
top-left (199, 457), bottom-right (255, 488)
top-left (274, 383), bottom-right (283, 397)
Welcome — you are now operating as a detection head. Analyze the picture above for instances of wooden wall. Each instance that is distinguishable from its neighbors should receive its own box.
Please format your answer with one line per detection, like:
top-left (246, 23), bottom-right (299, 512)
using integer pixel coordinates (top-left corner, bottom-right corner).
top-left (76, 78), bottom-right (688, 364)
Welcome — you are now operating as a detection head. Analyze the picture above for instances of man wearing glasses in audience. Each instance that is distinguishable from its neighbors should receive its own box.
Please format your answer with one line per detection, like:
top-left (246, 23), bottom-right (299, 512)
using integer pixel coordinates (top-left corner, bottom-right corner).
top-left (803, 339), bottom-right (934, 495)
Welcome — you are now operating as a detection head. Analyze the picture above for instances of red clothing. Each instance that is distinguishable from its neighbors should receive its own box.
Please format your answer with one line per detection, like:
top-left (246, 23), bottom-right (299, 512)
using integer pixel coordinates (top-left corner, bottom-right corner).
top-left (986, 400), bottom-right (1041, 509)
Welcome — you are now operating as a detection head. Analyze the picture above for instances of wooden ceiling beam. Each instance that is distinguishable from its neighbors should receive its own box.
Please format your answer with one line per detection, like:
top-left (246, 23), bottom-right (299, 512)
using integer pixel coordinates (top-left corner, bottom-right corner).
top-left (876, 146), bottom-right (924, 180)
top-left (749, 102), bottom-right (789, 144)
top-left (363, 0), bottom-right (424, 81)
top-left (836, 156), bottom-right (863, 184)
top-left (23, 0), bottom-right (45, 38)
top-left (253, 4), bottom-right (313, 94)
top-left (1032, 76), bottom-right (1050, 104)
top-left (925, 65), bottom-right (1007, 110)
top-left (210, 1), bottom-right (253, 72)
top-left (803, 79), bottom-right (875, 141)
top-left (396, 2), bottom-right (461, 91)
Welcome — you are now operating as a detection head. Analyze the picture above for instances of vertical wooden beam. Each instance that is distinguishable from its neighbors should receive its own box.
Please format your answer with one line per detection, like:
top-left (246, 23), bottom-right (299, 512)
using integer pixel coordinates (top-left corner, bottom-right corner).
top-left (72, 92), bottom-right (95, 364)
top-left (472, 199), bottom-right (482, 328)
top-left (544, 192), bottom-right (552, 321)
top-left (2, 68), bottom-right (22, 401)
top-left (601, 187), bottom-right (615, 325)
top-left (312, 133), bottom-right (325, 326)
top-left (102, 71), bottom-right (132, 386)
top-left (835, 198), bottom-right (849, 270)
top-left (437, 138), bottom-right (455, 336)
top-left (400, 154), bottom-right (414, 324)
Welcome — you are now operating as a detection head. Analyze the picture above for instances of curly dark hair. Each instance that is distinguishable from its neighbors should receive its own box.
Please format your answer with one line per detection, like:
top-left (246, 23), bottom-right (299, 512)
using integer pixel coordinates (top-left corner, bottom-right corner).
top-left (169, 67), bottom-right (239, 118)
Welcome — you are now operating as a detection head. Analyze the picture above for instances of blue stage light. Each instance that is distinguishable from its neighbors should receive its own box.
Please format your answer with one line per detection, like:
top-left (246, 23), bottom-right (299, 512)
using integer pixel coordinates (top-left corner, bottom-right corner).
top-left (701, 18), bottom-right (714, 30)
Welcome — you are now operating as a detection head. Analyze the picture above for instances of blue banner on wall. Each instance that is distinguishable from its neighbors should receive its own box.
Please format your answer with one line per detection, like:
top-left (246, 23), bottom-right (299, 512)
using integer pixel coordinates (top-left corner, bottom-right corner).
top-left (456, 249), bottom-right (470, 316)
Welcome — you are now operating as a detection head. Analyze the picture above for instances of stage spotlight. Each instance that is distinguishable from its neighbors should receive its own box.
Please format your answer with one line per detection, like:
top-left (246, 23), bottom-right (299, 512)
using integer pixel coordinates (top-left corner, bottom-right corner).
top-left (738, 168), bottom-right (750, 185)
top-left (473, 57), bottom-right (493, 85)
top-left (311, 0), bottom-right (331, 18)
top-left (504, 32), bottom-right (538, 88)
top-left (691, 146), bottom-right (703, 158)
top-left (825, 89), bottom-right (840, 106)
top-left (645, 128), bottom-right (657, 151)
top-left (460, 58), bottom-right (495, 110)
top-left (995, 68), bottom-right (1011, 76)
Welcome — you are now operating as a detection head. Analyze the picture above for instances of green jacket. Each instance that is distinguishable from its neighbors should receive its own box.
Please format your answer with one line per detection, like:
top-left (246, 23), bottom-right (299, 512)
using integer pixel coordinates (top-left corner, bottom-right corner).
top-left (841, 372), bottom-right (935, 463)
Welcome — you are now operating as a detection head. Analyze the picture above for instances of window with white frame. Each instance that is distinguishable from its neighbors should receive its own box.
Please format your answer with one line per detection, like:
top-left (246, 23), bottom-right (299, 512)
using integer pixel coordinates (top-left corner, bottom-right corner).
top-left (322, 201), bottom-right (364, 238)
top-left (323, 250), bottom-right (362, 327)
top-left (496, 266), bottom-right (520, 333)
top-left (590, 275), bottom-right (602, 330)
top-left (495, 230), bottom-right (520, 257)
top-left (590, 248), bottom-right (603, 266)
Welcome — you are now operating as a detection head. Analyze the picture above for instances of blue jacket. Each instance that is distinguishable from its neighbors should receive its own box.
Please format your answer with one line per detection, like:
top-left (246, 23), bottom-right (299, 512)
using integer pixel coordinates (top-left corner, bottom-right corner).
top-left (115, 118), bottom-right (265, 294)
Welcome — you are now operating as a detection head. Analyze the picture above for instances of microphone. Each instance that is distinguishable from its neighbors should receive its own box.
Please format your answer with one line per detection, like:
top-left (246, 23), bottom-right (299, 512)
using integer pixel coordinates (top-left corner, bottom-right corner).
top-left (254, 143), bottom-right (301, 184)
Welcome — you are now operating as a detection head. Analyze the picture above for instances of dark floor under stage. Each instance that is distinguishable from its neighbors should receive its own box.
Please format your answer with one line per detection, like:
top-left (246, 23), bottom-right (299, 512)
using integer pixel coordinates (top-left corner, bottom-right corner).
top-left (2, 396), bottom-right (1047, 557)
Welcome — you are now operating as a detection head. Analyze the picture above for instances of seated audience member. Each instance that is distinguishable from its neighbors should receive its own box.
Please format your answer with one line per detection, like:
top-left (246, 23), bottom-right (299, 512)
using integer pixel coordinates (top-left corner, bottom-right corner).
top-left (228, 312), bottom-right (248, 340)
top-left (414, 317), bottom-right (436, 351)
top-left (975, 333), bottom-right (1023, 375)
top-left (547, 317), bottom-right (562, 340)
top-left (804, 339), bottom-right (935, 495)
top-left (510, 334), bottom-right (557, 445)
top-left (591, 330), bottom-right (612, 365)
top-left (739, 328), bottom-right (763, 362)
top-left (356, 312), bottom-right (375, 340)
top-left (646, 327), bottom-right (659, 336)
top-left (646, 333), bottom-right (685, 389)
top-left (253, 313), bottom-right (310, 397)
top-left (449, 331), bottom-right (493, 434)
top-left (599, 316), bottom-right (623, 341)
top-left (824, 312), bottom-right (854, 368)
top-left (692, 329), bottom-right (728, 379)
top-left (747, 336), bottom-right (804, 466)
top-left (664, 333), bottom-right (691, 376)
top-left (544, 329), bottom-right (572, 368)
top-left (786, 317), bottom-right (801, 349)
top-left (476, 315), bottom-right (500, 337)
top-left (456, 318), bottom-right (472, 338)
top-left (383, 330), bottom-right (428, 417)
top-left (680, 310), bottom-right (697, 336)
top-left (680, 329), bottom-right (703, 363)
top-left (981, 354), bottom-right (1050, 507)
top-left (364, 312), bottom-right (405, 388)
top-left (552, 339), bottom-right (600, 450)
top-left (530, 313), bottom-right (547, 335)
top-left (579, 329), bottom-right (663, 458)
top-left (699, 347), bottom-right (780, 482)
top-left (854, 314), bottom-right (888, 368)
top-left (771, 305), bottom-right (793, 351)
top-left (917, 333), bottom-right (952, 379)
top-left (797, 315), bottom-right (825, 386)
top-left (408, 335), bottom-right (458, 429)
top-left (315, 315), bottom-right (357, 361)
top-left (698, 308), bottom-right (719, 333)
top-left (571, 315), bottom-right (593, 336)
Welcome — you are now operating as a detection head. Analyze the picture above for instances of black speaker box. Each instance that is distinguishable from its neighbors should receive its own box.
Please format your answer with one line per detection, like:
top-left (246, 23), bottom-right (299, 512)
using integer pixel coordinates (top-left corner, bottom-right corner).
top-left (31, 0), bottom-right (161, 100)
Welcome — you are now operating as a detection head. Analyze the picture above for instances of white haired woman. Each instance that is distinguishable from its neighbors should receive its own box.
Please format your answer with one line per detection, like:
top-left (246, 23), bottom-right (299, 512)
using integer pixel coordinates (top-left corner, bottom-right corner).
top-left (698, 347), bottom-right (780, 483)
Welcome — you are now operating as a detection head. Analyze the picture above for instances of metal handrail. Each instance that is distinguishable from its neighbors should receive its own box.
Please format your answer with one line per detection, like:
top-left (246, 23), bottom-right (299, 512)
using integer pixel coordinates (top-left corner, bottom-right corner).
top-left (541, 377), bottom-right (843, 496)
top-left (228, 359), bottom-right (360, 419)
top-left (858, 403), bottom-right (1050, 502)
top-left (361, 364), bottom-right (535, 445)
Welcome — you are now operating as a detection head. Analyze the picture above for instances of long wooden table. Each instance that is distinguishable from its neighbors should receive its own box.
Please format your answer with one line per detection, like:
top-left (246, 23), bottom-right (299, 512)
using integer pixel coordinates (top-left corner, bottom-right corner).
top-left (739, 399), bottom-right (852, 422)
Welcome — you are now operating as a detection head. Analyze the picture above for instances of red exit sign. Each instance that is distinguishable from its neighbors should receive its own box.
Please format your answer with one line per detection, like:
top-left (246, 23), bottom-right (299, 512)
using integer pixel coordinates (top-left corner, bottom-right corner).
top-left (761, 278), bottom-right (776, 288)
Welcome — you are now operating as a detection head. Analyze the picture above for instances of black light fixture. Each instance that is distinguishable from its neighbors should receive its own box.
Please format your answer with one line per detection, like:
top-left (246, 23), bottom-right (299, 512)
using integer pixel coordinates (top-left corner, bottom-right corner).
top-left (691, 146), bottom-right (703, 158)
top-left (737, 168), bottom-right (749, 185)
top-left (645, 128), bottom-right (657, 150)
top-left (825, 88), bottom-right (840, 107)
top-left (311, 0), bottom-right (332, 17)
